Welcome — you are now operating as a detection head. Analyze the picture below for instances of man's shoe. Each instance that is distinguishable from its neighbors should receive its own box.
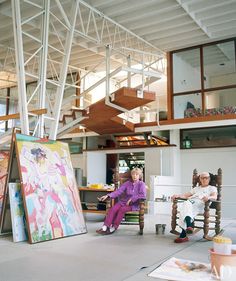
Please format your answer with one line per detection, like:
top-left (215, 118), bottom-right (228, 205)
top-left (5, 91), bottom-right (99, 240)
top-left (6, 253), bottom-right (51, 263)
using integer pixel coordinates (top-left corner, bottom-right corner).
top-left (186, 227), bottom-right (194, 234)
top-left (174, 237), bottom-right (189, 243)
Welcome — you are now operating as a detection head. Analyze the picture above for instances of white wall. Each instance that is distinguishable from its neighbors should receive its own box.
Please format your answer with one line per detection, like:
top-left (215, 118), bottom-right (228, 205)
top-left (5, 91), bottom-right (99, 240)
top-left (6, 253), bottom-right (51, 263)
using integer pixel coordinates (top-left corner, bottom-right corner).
top-left (71, 154), bottom-right (84, 169)
top-left (145, 147), bottom-right (175, 188)
top-left (173, 53), bottom-right (201, 93)
top-left (86, 151), bottom-right (106, 185)
top-left (180, 147), bottom-right (236, 218)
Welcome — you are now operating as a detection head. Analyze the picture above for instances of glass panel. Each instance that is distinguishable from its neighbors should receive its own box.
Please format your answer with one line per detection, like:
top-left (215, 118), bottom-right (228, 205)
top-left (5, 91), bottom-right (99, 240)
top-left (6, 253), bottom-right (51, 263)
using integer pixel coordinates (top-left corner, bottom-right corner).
top-left (173, 48), bottom-right (201, 93)
top-left (0, 102), bottom-right (6, 132)
top-left (8, 94), bottom-right (19, 129)
top-left (205, 88), bottom-right (236, 115)
top-left (174, 93), bottom-right (202, 119)
top-left (181, 126), bottom-right (236, 149)
top-left (203, 41), bottom-right (236, 89)
top-left (0, 89), bottom-right (7, 132)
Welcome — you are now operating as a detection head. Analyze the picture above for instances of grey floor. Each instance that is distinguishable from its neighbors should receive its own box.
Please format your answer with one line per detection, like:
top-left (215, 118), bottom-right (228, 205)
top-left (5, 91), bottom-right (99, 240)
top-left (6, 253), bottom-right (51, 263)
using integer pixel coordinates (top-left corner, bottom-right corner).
top-left (0, 214), bottom-right (235, 281)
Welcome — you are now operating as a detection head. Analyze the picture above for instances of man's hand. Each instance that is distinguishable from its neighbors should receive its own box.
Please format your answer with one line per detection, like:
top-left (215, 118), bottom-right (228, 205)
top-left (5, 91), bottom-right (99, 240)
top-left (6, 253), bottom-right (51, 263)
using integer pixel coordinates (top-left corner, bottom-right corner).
top-left (202, 196), bottom-right (209, 202)
top-left (171, 194), bottom-right (180, 201)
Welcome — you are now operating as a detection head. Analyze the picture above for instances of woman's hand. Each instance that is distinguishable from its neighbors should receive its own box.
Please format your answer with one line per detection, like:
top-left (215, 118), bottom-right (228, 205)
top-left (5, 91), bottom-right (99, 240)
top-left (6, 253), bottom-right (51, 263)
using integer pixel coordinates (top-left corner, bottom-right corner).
top-left (126, 199), bottom-right (132, 206)
top-left (97, 195), bottom-right (109, 202)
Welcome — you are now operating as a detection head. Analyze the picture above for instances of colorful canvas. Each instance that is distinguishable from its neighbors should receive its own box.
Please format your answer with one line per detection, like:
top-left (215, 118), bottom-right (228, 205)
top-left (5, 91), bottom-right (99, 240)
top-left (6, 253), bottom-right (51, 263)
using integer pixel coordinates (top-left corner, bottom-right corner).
top-left (8, 183), bottom-right (27, 242)
top-left (0, 151), bottom-right (10, 216)
top-left (15, 134), bottom-right (87, 243)
top-left (148, 257), bottom-right (211, 281)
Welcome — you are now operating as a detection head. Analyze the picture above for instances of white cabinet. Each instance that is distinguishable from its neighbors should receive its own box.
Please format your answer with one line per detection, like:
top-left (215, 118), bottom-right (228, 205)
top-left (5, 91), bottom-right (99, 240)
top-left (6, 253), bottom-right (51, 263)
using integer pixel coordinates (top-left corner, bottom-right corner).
top-left (149, 175), bottom-right (181, 215)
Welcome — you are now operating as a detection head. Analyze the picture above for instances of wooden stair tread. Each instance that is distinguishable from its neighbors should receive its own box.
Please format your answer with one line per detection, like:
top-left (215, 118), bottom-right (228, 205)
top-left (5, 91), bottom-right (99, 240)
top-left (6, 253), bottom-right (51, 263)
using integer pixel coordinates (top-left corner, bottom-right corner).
top-left (79, 87), bottom-right (155, 135)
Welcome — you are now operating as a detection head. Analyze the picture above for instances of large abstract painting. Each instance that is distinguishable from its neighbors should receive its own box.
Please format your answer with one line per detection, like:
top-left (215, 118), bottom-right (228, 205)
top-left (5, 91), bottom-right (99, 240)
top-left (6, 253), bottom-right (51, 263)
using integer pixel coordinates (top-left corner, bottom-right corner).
top-left (15, 134), bottom-right (87, 243)
top-left (0, 151), bottom-right (10, 216)
top-left (9, 183), bottom-right (27, 242)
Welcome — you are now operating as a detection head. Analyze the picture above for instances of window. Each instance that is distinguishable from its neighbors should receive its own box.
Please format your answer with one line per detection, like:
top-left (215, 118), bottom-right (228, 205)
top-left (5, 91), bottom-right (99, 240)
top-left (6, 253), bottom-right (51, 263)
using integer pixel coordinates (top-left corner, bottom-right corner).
top-left (173, 48), bottom-right (201, 94)
top-left (174, 93), bottom-right (202, 119)
top-left (171, 38), bottom-right (236, 119)
top-left (203, 41), bottom-right (236, 89)
top-left (180, 126), bottom-right (236, 149)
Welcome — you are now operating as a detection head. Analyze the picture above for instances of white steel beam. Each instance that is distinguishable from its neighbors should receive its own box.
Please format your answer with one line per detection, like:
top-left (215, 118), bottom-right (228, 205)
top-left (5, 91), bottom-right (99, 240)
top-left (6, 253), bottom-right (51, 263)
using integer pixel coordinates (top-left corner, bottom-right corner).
top-left (37, 0), bottom-right (50, 138)
top-left (176, 0), bottom-right (212, 38)
top-left (11, 0), bottom-right (29, 135)
top-left (49, 0), bottom-right (79, 140)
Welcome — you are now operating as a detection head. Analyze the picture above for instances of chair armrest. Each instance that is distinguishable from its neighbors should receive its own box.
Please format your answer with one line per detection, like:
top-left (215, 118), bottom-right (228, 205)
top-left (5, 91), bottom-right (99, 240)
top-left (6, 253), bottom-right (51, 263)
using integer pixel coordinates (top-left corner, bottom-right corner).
top-left (209, 199), bottom-right (220, 203)
top-left (138, 199), bottom-right (145, 207)
top-left (173, 198), bottom-right (187, 203)
top-left (208, 199), bottom-right (221, 209)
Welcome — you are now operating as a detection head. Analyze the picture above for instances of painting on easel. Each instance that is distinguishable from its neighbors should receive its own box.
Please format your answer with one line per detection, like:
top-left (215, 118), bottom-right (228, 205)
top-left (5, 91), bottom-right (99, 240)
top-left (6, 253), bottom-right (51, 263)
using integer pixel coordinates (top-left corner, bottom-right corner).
top-left (15, 133), bottom-right (87, 243)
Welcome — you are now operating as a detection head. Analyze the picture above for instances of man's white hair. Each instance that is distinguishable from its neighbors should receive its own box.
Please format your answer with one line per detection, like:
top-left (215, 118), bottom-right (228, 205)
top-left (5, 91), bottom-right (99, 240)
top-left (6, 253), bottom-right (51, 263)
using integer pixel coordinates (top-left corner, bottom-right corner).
top-left (200, 172), bottom-right (210, 177)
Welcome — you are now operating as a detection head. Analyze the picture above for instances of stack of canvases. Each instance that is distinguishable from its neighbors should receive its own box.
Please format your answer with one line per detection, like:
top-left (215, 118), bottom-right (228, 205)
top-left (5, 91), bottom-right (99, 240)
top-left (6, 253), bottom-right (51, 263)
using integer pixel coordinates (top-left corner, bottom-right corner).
top-left (0, 151), bottom-right (10, 215)
top-left (0, 133), bottom-right (87, 243)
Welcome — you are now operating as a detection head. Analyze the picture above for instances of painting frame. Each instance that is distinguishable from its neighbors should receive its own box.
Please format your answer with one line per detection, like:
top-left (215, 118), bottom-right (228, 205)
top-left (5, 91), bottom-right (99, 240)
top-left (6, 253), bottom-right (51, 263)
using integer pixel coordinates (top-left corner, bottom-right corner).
top-left (15, 133), bottom-right (87, 243)
top-left (8, 182), bottom-right (27, 242)
top-left (0, 150), bottom-right (10, 218)
top-left (0, 128), bottom-right (18, 234)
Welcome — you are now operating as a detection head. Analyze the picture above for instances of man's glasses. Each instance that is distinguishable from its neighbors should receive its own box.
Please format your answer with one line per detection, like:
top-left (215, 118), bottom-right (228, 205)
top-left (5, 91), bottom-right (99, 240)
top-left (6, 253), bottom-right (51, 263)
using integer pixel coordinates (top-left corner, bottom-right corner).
top-left (200, 177), bottom-right (209, 180)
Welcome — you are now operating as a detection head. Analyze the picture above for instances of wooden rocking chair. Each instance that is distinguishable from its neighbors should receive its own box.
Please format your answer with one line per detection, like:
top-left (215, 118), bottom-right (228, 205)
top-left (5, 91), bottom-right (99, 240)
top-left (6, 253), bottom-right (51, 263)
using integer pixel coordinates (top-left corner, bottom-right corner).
top-left (108, 167), bottom-right (146, 235)
top-left (170, 168), bottom-right (223, 240)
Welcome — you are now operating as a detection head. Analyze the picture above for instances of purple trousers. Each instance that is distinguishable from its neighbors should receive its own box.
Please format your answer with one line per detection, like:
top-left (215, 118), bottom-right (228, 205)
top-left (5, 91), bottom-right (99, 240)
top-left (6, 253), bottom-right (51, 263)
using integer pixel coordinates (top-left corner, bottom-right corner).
top-left (104, 202), bottom-right (132, 229)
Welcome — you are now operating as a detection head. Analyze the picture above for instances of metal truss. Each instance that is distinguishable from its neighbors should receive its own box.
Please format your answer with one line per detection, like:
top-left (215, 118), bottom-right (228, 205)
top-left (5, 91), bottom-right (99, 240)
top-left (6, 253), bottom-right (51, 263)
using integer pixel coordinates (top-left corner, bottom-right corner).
top-left (9, 0), bottom-right (166, 140)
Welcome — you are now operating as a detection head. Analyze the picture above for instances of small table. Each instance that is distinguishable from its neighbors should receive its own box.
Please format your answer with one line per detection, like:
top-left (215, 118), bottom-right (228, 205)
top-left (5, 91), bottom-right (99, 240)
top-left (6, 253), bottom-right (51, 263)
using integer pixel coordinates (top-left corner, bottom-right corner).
top-left (78, 187), bottom-right (114, 214)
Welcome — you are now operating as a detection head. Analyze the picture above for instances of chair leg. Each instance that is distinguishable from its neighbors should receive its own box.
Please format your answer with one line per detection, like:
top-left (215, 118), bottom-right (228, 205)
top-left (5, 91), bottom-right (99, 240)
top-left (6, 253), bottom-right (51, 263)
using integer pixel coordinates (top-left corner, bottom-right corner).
top-left (139, 201), bottom-right (145, 235)
top-left (170, 201), bottom-right (179, 235)
top-left (203, 202), bottom-right (210, 238)
top-left (215, 206), bottom-right (221, 235)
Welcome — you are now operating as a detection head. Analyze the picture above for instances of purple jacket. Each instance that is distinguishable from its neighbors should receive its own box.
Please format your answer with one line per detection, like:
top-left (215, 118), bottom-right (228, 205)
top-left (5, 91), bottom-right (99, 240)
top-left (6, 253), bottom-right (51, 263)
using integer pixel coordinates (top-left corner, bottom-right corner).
top-left (108, 180), bottom-right (146, 211)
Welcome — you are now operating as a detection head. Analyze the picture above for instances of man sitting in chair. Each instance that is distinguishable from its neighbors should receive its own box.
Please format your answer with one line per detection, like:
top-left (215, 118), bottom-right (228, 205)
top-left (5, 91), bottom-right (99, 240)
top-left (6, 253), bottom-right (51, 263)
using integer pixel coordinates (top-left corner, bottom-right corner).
top-left (171, 172), bottom-right (217, 243)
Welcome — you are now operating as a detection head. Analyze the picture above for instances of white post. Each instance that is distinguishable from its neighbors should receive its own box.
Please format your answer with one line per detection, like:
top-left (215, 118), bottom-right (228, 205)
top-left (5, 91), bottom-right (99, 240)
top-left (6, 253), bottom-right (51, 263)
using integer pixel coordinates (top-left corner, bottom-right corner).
top-left (160, 149), bottom-right (163, 176)
top-left (127, 55), bottom-right (131, 87)
top-left (11, 0), bottom-right (29, 135)
top-left (105, 45), bottom-right (111, 100)
top-left (49, 1), bottom-right (79, 140)
top-left (37, 0), bottom-right (50, 138)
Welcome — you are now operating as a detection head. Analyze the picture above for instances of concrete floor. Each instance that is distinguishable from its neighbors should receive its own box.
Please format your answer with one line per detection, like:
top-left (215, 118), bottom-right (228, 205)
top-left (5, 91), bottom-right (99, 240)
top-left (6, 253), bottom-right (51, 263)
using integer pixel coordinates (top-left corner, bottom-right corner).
top-left (0, 214), bottom-right (235, 281)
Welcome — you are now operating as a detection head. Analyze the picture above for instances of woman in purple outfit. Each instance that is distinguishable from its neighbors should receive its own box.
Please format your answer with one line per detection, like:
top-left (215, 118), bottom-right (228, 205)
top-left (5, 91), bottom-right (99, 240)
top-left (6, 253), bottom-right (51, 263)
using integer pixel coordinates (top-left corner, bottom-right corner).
top-left (96, 167), bottom-right (146, 235)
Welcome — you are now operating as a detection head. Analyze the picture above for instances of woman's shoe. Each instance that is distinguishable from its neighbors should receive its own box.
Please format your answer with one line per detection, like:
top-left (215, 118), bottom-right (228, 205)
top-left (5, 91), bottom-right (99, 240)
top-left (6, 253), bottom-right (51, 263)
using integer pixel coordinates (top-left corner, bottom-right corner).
top-left (96, 228), bottom-right (105, 234)
top-left (96, 228), bottom-right (113, 235)
top-left (174, 236), bottom-right (189, 243)
top-left (109, 226), bottom-right (116, 233)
